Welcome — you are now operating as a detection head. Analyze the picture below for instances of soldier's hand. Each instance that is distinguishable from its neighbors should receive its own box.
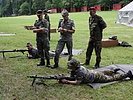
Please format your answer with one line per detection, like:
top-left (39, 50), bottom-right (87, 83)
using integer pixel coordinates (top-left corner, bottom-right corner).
top-left (59, 79), bottom-right (68, 84)
top-left (58, 27), bottom-right (64, 33)
top-left (32, 26), bottom-right (36, 30)
top-left (33, 29), bottom-right (37, 33)
top-left (63, 28), bottom-right (68, 32)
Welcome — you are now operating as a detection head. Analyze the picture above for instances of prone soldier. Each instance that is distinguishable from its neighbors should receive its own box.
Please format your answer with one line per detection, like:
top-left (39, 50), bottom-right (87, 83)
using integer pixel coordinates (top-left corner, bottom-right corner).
top-left (26, 42), bottom-right (40, 59)
top-left (60, 58), bottom-right (133, 84)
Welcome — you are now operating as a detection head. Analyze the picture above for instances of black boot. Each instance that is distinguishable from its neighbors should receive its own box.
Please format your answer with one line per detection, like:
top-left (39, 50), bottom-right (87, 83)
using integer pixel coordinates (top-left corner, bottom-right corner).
top-left (37, 59), bottom-right (45, 66)
top-left (81, 62), bottom-right (89, 65)
top-left (113, 68), bottom-right (121, 73)
top-left (94, 62), bottom-right (100, 69)
top-left (126, 70), bottom-right (133, 79)
top-left (46, 60), bottom-right (51, 67)
top-left (84, 62), bottom-right (89, 65)
top-left (68, 55), bottom-right (73, 61)
top-left (51, 63), bottom-right (59, 69)
top-left (81, 60), bottom-right (89, 65)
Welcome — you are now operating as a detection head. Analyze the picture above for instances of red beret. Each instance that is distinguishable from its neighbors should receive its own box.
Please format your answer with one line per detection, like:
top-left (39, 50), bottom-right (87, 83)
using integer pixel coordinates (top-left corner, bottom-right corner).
top-left (89, 7), bottom-right (96, 11)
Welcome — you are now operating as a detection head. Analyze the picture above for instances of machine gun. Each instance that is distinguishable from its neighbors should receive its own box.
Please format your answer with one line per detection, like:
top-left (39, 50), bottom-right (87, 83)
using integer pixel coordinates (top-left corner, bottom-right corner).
top-left (27, 74), bottom-right (75, 86)
top-left (0, 49), bottom-right (28, 59)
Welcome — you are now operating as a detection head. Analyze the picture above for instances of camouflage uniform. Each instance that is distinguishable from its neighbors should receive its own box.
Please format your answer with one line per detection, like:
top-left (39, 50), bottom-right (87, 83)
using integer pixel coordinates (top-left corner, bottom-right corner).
top-left (71, 66), bottom-right (128, 83)
top-left (34, 19), bottom-right (50, 65)
top-left (44, 14), bottom-right (51, 41)
top-left (54, 18), bottom-right (75, 66)
top-left (85, 14), bottom-right (107, 68)
top-left (28, 48), bottom-right (39, 59)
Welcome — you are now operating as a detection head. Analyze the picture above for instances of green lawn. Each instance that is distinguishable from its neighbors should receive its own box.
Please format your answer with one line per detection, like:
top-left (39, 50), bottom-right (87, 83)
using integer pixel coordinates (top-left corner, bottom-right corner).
top-left (0, 11), bottom-right (133, 100)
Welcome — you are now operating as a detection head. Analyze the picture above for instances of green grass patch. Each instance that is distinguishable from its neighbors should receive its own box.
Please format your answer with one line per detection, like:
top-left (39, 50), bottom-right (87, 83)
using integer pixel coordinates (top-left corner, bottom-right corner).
top-left (0, 11), bottom-right (133, 100)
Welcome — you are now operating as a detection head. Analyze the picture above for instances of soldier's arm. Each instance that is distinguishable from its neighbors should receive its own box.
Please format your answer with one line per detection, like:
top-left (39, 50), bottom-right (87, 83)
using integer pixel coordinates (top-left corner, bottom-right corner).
top-left (33, 20), bottom-right (49, 33)
top-left (99, 17), bottom-right (107, 29)
top-left (62, 20), bottom-right (75, 33)
top-left (60, 79), bottom-right (81, 85)
top-left (60, 71), bottom-right (84, 85)
top-left (47, 15), bottom-right (50, 23)
top-left (57, 19), bottom-right (63, 32)
top-left (33, 28), bottom-right (48, 33)
top-left (69, 20), bottom-right (75, 33)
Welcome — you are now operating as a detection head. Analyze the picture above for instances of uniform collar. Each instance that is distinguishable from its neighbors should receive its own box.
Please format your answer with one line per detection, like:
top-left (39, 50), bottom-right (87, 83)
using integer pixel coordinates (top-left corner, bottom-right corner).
top-left (63, 18), bottom-right (70, 23)
top-left (91, 14), bottom-right (97, 18)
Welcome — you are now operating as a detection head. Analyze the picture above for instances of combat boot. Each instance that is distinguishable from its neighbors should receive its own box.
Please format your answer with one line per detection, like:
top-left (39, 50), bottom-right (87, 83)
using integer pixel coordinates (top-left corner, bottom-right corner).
top-left (81, 60), bottom-right (90, 65)
top-left (81, 62), bottom-right (89, 65)
top-left (37, 59), bottom-right (45, 66)
top-left (126, 70), bottom-right (133, 79)
top-left (113, 68), bottom-right (121, 73)
top-left (51, 63), bottom-right (59, 69)
top-left (46, 60), bottom-right (51, 67)
top-left (94, 62), bottom-right (100, 69)
top-left (68, 55), bottom-right (73, 61)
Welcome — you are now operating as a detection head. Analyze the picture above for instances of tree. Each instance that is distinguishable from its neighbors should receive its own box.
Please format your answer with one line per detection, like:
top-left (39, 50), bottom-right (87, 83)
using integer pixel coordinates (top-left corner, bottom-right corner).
top-left (19, 1), bottom-right (29, 15)
top-left (73, 0), bottom-right (83, 8)
top-left (32, 0), bottom-right (46, 13)
top-left (1, 0), bottom-right (13, 16)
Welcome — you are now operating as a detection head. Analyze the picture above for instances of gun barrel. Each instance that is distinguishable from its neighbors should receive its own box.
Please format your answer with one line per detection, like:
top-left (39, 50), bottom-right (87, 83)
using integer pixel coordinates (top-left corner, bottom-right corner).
top-left (27, 75), bottom-right (58, 79)
top-left (0, 49), bottom-right (28, 58)
top-left (0, 50), bottom-right (16, 53)
top-left (0, 49), bottom-right (28, 53)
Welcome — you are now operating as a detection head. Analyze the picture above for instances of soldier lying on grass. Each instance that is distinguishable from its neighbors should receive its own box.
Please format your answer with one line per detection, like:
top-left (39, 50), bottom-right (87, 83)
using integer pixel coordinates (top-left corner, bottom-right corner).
top-left (60, 58), bottom-right (133, 84)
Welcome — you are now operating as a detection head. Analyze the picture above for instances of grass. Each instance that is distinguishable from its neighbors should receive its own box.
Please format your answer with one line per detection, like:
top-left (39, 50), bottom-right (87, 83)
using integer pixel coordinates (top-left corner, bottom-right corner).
top-left (0, 11), bottom-right (133, 100)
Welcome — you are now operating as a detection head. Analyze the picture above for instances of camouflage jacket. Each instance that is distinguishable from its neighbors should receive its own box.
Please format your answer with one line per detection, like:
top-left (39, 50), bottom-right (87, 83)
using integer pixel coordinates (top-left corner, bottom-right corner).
top-left (58, 19), bottom-right (75, 41)
top-left (34, 19), bottom-right (49, 40)
top-left (70, 66), bottom-right (95, 83)
top-left (89, 14), bottom-right (107, 41)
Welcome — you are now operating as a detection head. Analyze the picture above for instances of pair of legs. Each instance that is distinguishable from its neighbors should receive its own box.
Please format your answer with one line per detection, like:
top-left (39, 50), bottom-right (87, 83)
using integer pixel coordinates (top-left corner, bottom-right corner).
top-left (93, 70), bottom-right (132, 83)
top-left (53, 40), bottom-right (73, 68)
top-left (85, 40), bottom-right (102, 68)
top-left (37, 39), bottom-right (50, 66)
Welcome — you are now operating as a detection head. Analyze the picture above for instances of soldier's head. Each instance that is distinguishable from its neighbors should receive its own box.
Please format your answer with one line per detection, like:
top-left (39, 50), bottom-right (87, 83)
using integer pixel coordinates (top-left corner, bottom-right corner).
top-left (61, 9), bottom-right (69, 21)
top-left (36, 10), bottom-right (43, 20)
top-left (67, 58), bottom-right (80, 71)
top-left (43, 9), bottom-right (48, 15)
top-left (89, 7), bottom-right (96, 16)
top-left (26, 42), bottom-right (33, 50)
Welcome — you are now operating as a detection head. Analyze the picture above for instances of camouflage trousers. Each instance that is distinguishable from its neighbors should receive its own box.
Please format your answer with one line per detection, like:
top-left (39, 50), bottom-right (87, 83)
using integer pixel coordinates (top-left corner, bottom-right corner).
top-left (86, 40), bottom-right (102, 64)
top-left (36, 38), bottom-right (50, 61)
top-left (93, 70), bottom-right (127, 83)
top-left (54, 40), bottom-right (73, 64)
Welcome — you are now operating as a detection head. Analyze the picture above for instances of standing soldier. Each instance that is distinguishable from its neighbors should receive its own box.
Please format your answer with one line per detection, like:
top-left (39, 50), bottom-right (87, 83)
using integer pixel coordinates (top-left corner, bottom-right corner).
top-left (44, 9), bottom-right (51, 41)
top-left (52, 9), bottom-right (75, 68)
top-left (83, 7), bottom-right (107, 68)
top-left (33, 10), bottom-right (50, 67)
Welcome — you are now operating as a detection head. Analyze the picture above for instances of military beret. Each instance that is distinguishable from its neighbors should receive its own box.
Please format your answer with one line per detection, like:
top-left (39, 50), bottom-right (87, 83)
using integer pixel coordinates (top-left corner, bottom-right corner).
top-left (89, 7), bottom-right (96, 11)
top-left (61, 9), bottom-right (69, 16)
